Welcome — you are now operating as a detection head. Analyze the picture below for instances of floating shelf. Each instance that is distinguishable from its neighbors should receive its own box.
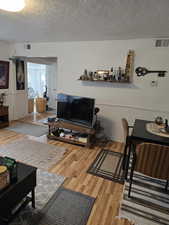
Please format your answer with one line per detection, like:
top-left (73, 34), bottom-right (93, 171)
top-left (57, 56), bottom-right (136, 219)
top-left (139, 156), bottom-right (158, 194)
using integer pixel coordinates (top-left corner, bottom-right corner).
top-left (78, 79), bottom-right (131, 83)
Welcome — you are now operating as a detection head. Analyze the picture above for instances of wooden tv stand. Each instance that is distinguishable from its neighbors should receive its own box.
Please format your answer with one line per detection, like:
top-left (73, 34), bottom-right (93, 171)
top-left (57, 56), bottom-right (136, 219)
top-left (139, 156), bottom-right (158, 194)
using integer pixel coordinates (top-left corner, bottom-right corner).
top-left (47, 120), bottom-right (97, 148)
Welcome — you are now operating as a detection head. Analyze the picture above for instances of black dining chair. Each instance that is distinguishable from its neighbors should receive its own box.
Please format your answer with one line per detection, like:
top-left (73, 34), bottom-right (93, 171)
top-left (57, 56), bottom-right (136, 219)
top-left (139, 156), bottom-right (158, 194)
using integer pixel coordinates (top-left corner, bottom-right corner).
top-left (128, 142), bottom-right (169, 198)
top-left (121, 118), bottom-right (133, 171)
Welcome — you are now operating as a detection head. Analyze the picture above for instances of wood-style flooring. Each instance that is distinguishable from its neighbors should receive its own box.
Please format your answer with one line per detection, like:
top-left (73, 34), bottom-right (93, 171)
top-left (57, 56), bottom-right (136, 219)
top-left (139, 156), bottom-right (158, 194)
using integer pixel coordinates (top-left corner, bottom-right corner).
top-left (0, 112), bottom-right (134, 225)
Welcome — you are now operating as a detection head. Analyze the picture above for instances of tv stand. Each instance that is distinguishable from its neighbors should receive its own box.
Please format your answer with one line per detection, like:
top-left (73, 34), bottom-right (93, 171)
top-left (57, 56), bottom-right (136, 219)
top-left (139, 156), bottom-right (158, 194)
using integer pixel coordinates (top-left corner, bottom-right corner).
top-left (58, 118), bottom-right (94, 129)
top-left (47, 119), bottom-right (98, 148)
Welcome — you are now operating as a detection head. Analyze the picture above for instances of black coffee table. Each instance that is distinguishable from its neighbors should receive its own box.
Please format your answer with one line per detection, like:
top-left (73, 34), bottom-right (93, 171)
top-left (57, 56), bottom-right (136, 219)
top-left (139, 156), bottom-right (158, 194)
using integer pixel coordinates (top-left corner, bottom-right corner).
top-left (0, 162), bottom-right (37, 224)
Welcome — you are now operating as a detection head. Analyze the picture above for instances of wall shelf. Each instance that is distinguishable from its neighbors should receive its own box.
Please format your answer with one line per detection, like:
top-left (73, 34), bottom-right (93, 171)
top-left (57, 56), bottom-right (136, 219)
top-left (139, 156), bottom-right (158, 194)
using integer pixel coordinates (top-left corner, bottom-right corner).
top-left (78, 50), bottom-right (134, 85)
top-left (78, 79), bottom-right (131, 84)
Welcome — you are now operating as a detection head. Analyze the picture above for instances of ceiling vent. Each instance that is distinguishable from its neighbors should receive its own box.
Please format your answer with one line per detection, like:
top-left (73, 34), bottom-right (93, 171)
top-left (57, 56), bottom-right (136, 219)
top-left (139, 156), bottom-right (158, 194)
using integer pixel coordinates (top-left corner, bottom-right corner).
top-left (155, 39), bottom-right (169, 47)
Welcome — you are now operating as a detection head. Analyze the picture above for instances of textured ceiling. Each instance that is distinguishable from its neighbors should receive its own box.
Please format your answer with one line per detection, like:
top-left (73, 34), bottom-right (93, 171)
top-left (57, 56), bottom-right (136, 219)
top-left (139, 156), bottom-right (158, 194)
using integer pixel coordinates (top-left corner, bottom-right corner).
top-left (0, 0), bottom-right (169, 42)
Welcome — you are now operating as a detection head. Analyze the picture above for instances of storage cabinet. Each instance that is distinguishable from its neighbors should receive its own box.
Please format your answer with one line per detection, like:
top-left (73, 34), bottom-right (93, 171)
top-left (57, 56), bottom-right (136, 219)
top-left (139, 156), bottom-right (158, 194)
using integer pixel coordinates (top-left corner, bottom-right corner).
top-left (0, 106), bottom-right (9, 128)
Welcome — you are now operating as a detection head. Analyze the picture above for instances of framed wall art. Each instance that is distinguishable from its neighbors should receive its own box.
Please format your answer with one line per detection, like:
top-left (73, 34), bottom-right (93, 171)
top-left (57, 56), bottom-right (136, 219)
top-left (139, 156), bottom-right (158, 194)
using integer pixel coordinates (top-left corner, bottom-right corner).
top-left (16, 59), bottom-right (25, 90)
top-left (0, 61), bottom-right (9, 89)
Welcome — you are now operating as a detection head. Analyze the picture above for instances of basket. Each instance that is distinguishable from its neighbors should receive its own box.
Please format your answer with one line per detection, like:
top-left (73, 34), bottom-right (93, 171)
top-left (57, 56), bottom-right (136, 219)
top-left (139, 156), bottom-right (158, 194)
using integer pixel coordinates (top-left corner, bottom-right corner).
top-left (36, 98), bottom-right (47, 113)
top-left (28, 98), bottom-right (34, 113)
top-left (0, 166), bottom-right (10, 191)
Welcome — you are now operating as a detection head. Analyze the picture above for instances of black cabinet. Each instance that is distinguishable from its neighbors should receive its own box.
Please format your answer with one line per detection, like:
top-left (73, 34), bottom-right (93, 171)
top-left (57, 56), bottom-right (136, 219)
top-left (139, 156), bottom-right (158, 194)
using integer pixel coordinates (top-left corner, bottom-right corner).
top-left (0, 106), bottom-right (9, 128)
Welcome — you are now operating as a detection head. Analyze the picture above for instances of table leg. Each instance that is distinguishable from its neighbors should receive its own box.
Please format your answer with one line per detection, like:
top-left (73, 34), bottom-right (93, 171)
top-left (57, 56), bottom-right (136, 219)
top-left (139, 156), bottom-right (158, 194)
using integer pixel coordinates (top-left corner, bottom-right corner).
top-left (31, 189), bottom-right (35, 208)
top-left (48, 124), bottom-right (51, 135)
top-left (122, 143), bottom-right (128, 170)
top-left (165, 180), bottom-right (169, 191)
top-left (125, 142), bottom-right (133, 180)
top-left (125, 142), bottom-right (137, 180)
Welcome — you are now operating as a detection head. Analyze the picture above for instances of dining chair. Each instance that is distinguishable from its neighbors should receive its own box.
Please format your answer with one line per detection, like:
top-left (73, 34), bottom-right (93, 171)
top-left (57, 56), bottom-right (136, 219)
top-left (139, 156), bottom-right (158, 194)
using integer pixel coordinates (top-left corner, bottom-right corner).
top-left (121, 118), bottom-right (133, 170)
top-left (128, 143), bottom-right (169, 198)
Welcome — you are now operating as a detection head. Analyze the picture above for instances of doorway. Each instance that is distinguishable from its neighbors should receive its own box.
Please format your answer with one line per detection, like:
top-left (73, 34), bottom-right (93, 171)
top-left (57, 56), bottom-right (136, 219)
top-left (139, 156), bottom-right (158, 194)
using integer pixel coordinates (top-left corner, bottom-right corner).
top-left (27, 57), bottom-right (57, 114)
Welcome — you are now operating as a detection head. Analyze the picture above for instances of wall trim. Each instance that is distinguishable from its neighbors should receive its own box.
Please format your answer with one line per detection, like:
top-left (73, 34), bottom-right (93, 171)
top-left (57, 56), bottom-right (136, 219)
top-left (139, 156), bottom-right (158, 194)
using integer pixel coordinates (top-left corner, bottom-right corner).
top-left (96, 103), bottom-right (169, 114)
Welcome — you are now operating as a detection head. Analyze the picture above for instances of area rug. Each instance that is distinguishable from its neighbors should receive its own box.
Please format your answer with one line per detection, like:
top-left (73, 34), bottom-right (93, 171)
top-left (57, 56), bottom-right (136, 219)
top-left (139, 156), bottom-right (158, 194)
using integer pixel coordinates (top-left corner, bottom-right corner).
top-left (0, 139), bottom-right (66, 171)
top-left (119, 172), bottom-right (169, 225)
top-left (38, 187), bottom-right (95, 225)
top-left (37, 116), bottom-right (56, 125)
top-left (87, 149), bottom-right (125, 183)
top-left (6, 122), bottom-right (48, 137)
top-left (37, 117), bottom-right (48, 124)
top-left (47, 107), bottom-right (56, 113)
top-left (10, 169), bottom-right (65, 225)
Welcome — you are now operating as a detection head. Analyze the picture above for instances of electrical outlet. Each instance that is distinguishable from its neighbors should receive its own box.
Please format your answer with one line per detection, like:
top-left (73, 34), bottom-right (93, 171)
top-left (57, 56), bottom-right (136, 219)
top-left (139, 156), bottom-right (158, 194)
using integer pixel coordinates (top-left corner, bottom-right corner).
top-left (151, 80), bottom-right (158, 87)
top-left (24, 43), bottom-right (31, 50)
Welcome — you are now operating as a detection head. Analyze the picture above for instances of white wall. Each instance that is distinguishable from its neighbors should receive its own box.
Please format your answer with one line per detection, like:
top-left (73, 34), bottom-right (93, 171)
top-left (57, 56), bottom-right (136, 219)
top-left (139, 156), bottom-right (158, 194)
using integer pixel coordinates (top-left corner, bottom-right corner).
top-left (46, 63), bottom-right (57, 109)
top-left (14, 39), bottom-right (169, 141)
top-left (0, 41), bottom-right (28, 121)
top-left (0, 41), bottom-right (15, 120)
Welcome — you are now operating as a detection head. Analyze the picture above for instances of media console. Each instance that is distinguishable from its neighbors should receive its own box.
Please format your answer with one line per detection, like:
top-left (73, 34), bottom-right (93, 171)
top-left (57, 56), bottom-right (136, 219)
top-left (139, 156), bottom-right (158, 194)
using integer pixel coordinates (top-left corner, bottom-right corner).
top-left (47, 119), bottom-right (99, 148)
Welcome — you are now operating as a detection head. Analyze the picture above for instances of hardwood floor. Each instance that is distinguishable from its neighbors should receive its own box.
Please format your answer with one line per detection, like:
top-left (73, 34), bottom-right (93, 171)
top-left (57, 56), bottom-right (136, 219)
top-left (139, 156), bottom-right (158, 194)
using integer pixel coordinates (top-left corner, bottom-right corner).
top-left (0, 112), bottom-right (133, 225)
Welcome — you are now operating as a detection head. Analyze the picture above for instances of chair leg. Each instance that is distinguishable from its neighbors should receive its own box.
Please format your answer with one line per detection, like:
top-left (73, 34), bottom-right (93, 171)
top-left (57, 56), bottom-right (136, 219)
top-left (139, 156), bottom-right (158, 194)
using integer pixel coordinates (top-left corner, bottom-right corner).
top-left (128, 162), bottom-right (134, 198)
top-left (128, 149), bottom-right (136, 198)
top-left (123, 143), bottom-right (128, 170)
top-left (125, 143), bottom-right (131, 180)
top-left (165, 180), bottom-right (169, 191)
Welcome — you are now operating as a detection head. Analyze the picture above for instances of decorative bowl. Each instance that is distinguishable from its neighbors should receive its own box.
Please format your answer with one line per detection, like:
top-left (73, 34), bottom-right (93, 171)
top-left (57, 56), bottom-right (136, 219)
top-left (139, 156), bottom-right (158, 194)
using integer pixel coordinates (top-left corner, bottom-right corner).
top-left (155, 116), bottom-right (163, 125)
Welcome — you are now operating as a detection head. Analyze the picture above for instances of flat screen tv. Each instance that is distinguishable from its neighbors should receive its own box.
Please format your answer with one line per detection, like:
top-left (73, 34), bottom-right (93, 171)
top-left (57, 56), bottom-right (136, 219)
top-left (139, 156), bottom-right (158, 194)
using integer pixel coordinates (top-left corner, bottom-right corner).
top-left (57, 93), bottom-right (95, 127)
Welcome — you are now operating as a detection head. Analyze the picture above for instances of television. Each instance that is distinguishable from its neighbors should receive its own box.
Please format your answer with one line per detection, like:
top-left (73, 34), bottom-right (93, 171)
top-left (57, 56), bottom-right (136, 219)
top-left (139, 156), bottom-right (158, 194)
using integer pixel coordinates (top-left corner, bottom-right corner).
top-left (57, 93), bottom-right (95, 127)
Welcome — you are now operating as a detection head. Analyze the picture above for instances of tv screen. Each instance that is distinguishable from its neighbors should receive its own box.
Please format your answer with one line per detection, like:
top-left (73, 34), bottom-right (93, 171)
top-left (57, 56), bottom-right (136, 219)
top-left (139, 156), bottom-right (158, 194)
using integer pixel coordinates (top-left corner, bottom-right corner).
top-left (57, 93), bottom-right (95, 127)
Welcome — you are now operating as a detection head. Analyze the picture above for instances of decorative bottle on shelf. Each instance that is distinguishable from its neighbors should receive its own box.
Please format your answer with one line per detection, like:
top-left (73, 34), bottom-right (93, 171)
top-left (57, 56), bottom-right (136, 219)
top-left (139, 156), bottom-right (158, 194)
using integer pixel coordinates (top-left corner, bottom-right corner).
top-left (125, 50), bottom-right (134, 81)
top-left (118, 67), bottom-right (122, 81)
top-left (84, 69), bottom-right (88, 80)
top-left (110, 67), bottom-right (113, 81)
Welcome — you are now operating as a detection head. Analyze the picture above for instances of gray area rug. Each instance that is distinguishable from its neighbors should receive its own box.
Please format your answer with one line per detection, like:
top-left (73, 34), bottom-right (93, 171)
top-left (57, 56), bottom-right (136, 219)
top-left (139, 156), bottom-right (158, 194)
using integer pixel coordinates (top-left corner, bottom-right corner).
top-left (0, 139), bottom-right (66, 171)
top-left (6, 122), bottom-right (48, 137)
top-left (37, 118), bottom-right (48, 124)
top-left (38, 187), bottom-right (95, 225)
top-left (37, 116), bottom-right (56, 125)
top-left (120, 172), bottom-right (169, 225)
top-left (10, 169), bottom-right (65, 225)
top-left (87, 149), bottom-right (125, 183)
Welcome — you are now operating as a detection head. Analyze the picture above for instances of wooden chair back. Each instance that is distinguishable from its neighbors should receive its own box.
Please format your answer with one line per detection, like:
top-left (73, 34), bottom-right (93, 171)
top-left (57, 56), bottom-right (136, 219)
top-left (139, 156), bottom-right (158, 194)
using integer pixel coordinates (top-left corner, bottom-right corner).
top-left (135, 143), bottom-right (169, 180)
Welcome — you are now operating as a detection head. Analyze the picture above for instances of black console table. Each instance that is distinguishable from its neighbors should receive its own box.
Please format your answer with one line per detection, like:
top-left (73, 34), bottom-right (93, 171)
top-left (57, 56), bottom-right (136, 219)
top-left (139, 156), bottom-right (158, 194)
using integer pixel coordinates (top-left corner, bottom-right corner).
top-left (0, 162), bottom-right (37, 224)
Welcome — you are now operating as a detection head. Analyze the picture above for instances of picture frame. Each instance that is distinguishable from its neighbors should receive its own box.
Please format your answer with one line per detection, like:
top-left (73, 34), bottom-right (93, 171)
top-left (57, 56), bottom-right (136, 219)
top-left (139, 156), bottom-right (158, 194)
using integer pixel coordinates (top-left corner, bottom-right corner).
top-left (0, 61), bottom-right (9, 89)
top-left (16, 60), bottom-right (25, 90)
